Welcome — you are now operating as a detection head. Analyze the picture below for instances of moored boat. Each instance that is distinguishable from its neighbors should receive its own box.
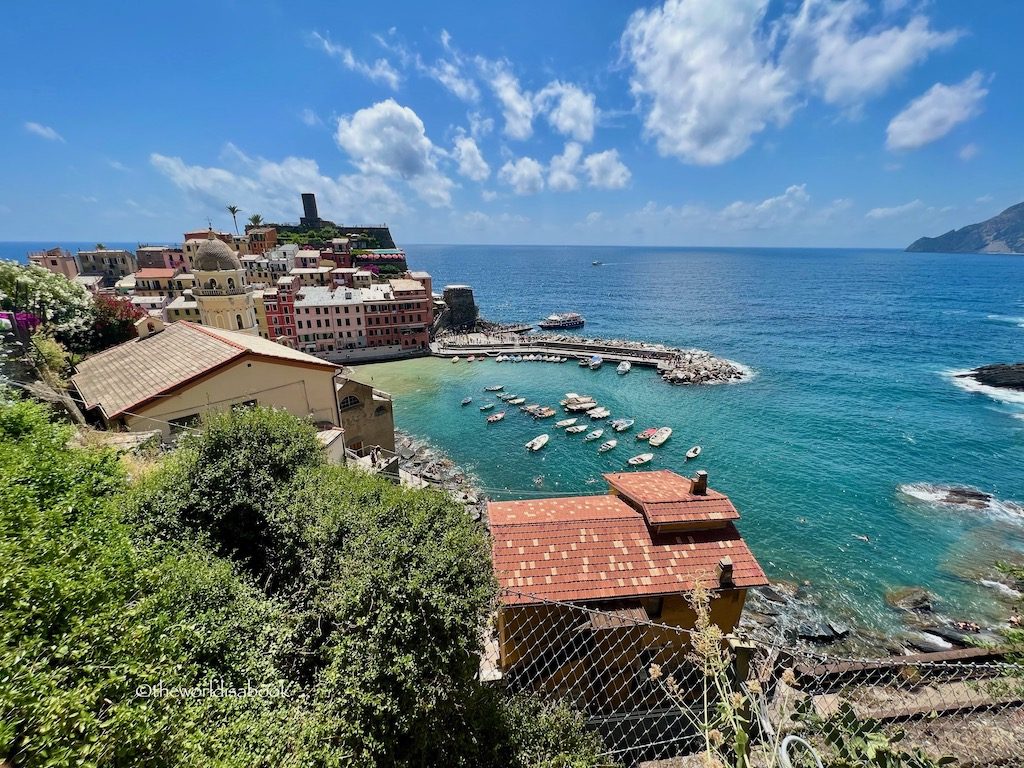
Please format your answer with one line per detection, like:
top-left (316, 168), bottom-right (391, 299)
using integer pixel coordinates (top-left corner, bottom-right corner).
top-left (598, 439), bottom-right (618, 452)
top-left (484, 384), bottom-right (504, 391)
top-left (611, 418), bottom-right (635, 432)
top-left (461, 396), bottom-right (472, 406)
top-left (452, 356), bottom-right (460, 363)
top-left (555, 417), bottom-right (578, 428)
top-left (584, 429), bottom-right (604, 441)
top-left (467, 356), bottom-right (476, 362)
top-left (479, 403), bottom-right (495, 411)
top-left (617, 361), bottom-right (631, 374)
top-left (508, 397), bottom-right (526, 405)
top-left (649, 427), bottom-right (673, 447)
top-left (522, 403), bottom-right (541, 414)
top-left (526, 434), bottom-right (550, 451)
top-left (587, 407), bottom-right (611, 419)
top-left (535, 407), bottom-right (557, 419)
top-left (566, 424), bottom-right (587, 434)
top-left (588, 355), bottom-right (603, 370)
top-left (637, 428), bottom-right (657, 441)
top-left (487, 411), bottom-right (506, 423)
top-left (578, 358), bottom-right (589, 367)
top-left (686, 445), bottom-right (702, 460)
top-left (628, 453), bottom-right (654, 466)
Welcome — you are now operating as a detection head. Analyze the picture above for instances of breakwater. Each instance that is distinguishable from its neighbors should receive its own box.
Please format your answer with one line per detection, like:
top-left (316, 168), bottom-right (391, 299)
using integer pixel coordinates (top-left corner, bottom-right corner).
top-left (432, 331), bottom-right (747, 384)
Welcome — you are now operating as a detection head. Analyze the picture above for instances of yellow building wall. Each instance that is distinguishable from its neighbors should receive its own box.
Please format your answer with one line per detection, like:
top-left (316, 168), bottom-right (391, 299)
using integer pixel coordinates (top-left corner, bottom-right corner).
top-left (253, 294), bottom-right (270, 339)
top-left (122, 356), bottom-right (338, 438)
top-left (336, 378), bottom-right (396, 452)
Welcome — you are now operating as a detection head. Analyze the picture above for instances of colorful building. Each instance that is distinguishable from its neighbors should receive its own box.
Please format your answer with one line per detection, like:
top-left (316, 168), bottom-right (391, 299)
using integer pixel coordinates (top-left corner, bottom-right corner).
top-left (132, 268), bottom-right (195, 298)
top-left (76, 248), bottom-right (138, 282)
top-left (294, 285), bottom-right (366, 356)
top-left (29, 247), bottom-right (79, 280)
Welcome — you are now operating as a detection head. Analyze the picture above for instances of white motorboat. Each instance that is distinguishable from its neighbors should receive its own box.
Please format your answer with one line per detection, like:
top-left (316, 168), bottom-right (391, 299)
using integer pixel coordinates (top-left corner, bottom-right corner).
top-left (598, 439), bottom-right (618, 453)
top-left (461, 397), bottom-right (472, 406)
top-left (628, 453), bottom-right (654, 466)
top-left (686, 445), bottom-right (702, 460)
top-left (526, 434), bottom-right (550, 451)
top-left (479, 403), bottom-right (495, 411)
top-left (611, 418), bottom-right (635, 432)
top-left (566, 424), bottom-right (587, 434)
top-left (617, 361), bottom-right (632, 374)
top-left (467, 356), bottom-right (476, 362)
top-left (578, 359), bottom-right (589, 367)
top-left (487, 411), bottom-right (506, 423)
top-left (555, 418), bottom-right (578, 428)
top-left (588, 355), bottom-right (603, 370)
top-left (485, 384), bottom-right (504, 391)
top-left (508, 397), bottom-right (526, 405)
top-left (452, 356), bottom-right (460, 363)
top-left (584, 429), bottom-right (604, 441)
top-left (588, 407), bottom-right (611, 419)
top-left (649, 427), bottom-right (673, 447)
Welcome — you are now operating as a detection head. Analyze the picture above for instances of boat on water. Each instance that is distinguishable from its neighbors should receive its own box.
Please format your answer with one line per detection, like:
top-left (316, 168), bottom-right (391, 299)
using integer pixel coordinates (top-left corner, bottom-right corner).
top-left (452, 356), bottom-right (460, 363)
top-left (686, 445), bottom-right (702, 459)
top-left (566, 424), bottom-right (587, 434)
top-left (526, 434), bottom-right (550, 451)
top-left (577, 358), bottom-right (590, 367)
top-left (628, 453), bottom-right (654, 466)
top-left (522, 403), bottom-right (541, 414)
top-left (467, 356), bottom-right (476, 362)
top-left (637, 428), bottom-right (657, 441)
top-left (611, 418), bottom-right (635, 432)
top-left (584, 429), bottom-right (604, 441)
top-left (592, 260), bottom-right (603, 266)
top-left (479, 403), bottom-right (495, 411)
top-left (588, 355), bottom-right (603, 370)
top-left (484, 384), bottom-right (504, 391)
top-left (539, 312), bottom-right (585, 330)
top-left (555, 417), bottom-right (578, 428)
top-left (617, 361), bottom-right (632, 375)
top-left (461, 397), bottom-right (472, 406)
top-left (588, 407), bottom-right (611, 419)
top-left (649, 427), bottom-right (673, 447)
top-left (508, 397), bottom-right (526, 405)
top-left (496, 392), bottom-right (514, 401)
top-left (487, 411), bottom-right (506, 423)
top-left (598, 439), bottom-right (618, 453)
top-left (535, 407), bottom-right (557, 419)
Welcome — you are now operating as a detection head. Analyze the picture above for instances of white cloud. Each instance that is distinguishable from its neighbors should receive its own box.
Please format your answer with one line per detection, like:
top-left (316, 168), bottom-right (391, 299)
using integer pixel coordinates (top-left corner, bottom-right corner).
top-left (584, 211), bottom-right (604, 226)
top-left (548, 143), bottom-right (583, 192)
top-left (720, 184), bottom-right (811, 229)
top-left (499, 156), bottom-right (545, 195)
top-left (583, 150), bottom-right (631, 189)
top-left (300, 108), bottom-right (322, 127)
top-left (24, 121), bottom-right (65, 143)
top-left (150, 147), bottom-right (407, 224)
top-left (427, 58), bottom-right (480, 101)
top-left (468, 112), bottom-right (494, 139)
top-left (783, 1), bottom-right (960, 111)
top-left (310, 31), bottom-right (400, 90)
top-left (335, 99), bottom-right (454, 207)
top-left (958, 142), bottom-right (980, 161)
top-left (886, 72), bottom-right (987, 151)
top-left (976, 194), bottom-right (993, 205)
top-left (534, 82), bottom-right (598, 142)
top-left (453, 134), bottom-right (490, 181)
top-left (484, 61), bottom-right (535, 140)
top-left (481, 189), bottom-right (498, 202)
top-left (865, 199), bottom-right (924, 219)
top-left (107, 159), bottom-right (130, 172)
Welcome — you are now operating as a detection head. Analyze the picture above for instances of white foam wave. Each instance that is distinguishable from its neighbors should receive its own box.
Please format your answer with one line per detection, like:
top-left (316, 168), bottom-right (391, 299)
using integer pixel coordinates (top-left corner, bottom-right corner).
top-left (986, 314), bottom-right (1024, 328)
top-left (944, 369), bottom-right (1024, 405)
top-left (980, 579), bottom-right (1023, 600)
top-left (898, 482), bottom-right (1024, 523)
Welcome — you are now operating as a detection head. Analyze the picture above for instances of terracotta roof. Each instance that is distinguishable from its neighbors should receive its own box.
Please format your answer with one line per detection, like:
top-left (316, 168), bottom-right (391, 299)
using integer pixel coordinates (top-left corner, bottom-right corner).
top-left (134, 268), bottom-right (179, 279)
top-left (604, 470), bottom-right (739, 526)
top-left (71, 322), bottom-right (337, 419)
top-left (489, 494), bottom-right (767, 606)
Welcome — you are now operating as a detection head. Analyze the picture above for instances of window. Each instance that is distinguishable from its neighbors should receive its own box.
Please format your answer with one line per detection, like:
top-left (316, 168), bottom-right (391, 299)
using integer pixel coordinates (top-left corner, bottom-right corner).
top-left (232, 399), bottom-right (257, 411)
top-left (339, 395), bottom-right (361, 412)
top-left (169, 413), bottom-right (200, 434)
top-left (236, 314), bottom-right (244, 329)
top-left (374, 405), bottom-right (387, 417)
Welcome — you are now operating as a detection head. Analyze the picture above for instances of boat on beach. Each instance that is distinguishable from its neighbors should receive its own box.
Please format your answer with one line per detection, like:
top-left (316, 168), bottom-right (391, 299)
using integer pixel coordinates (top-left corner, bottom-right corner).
top-left (484, 384), bottom-right (504, 391)
top-left (611, 418), bottom-right (635, 432)
top-left (526, 434), bottom-right (549, 451)
top-left (566, 424), bottom-right (587, 434)
top-left (461, 397), bottom-right (472, 406)
top-left (649, 427), bottom-right (673, 447)
top-left (617, 361), bottom-right (632, 374)
top-left (479, 403), bottom-right (495, 411)
top-left (555, 417), bottom-right (578, 428)
top-left (686, 445), bottom-right (702, 459)
top-left (637, 428), bottom-right (657, 441)
top-left (628, 453), bottom-right (654, 466)
top-left (588, 355), bottom-right (603, 370)
top-left (487, 411), bottom-right (506, 423)
top-left (598, 439), bottom-right (618, 452)
top-left (584, 429), bottom-right (604, 441)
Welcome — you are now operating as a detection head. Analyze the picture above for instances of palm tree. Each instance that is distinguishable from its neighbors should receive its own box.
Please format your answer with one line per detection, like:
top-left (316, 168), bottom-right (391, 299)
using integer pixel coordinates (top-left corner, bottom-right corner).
top-left (226, 204), bottom-right (242, 235)
top-left (248, 213), bottom-right (264, 228)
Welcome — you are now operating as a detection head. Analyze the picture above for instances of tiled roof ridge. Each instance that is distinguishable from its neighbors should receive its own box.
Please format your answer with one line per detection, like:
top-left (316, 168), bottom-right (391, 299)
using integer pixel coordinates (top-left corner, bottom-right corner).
top-left (183, 321), bottom-right (250, 353)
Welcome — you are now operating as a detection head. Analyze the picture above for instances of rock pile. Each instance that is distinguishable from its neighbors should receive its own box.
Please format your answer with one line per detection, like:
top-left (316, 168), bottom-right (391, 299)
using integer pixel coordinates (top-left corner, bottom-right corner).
top-left (661, 350), bottom-right (747, 385)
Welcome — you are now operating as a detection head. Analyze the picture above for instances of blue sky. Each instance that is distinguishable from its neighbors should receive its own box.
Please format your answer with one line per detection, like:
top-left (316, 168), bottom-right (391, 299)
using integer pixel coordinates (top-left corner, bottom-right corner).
top-left (1, 0), bottom-right (1021, 247)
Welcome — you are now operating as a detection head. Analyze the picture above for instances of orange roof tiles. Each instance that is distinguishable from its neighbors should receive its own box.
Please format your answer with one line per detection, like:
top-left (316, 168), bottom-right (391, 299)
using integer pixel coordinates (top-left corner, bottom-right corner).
top-left (489, 494), bottom-right (767, 606)
top-left (134, 268), bottom-right (179, 279)
top-left (604, 470), bottom-right (739, 526)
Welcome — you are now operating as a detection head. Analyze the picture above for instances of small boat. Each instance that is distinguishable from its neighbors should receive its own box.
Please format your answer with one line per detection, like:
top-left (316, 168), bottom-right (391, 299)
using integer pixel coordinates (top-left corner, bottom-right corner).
top-left (461, 397), bottom-right (472, 406)
top-left (649, 427), bottom-right (673, 447)
top-left (496, 355), bottom-right (506, 362)
top-left (497, 392), bottom-right (513, 401)
top-left (566, 425), bottom-right (587, 434)
top-left (508, 397), bottom-right (526, 405)
top-left (555, 417), bottom-right (577, 428)
top-left (479, 403), bottom-right (495, 411)
top-left (526, 434), bottom-right (550, 451)
top-left (587, 407), bottom-right (611, 419)
top-left (592, 260), bottom-right (603, 266)
top-left (617, 361), bottom-right (632, 375)
top-left (584, 429), bottom-right (604, 441)
top-left (686, 445), bottom-right (702, 460)
top-left (522, 403), bottom-right (541, 414)
top-left (535, 407), bottom-right (557, 419)
top-left (487, 411), bottom-right (506, 423)
top-left (578, 359), bottom-right (589, 367)
top-left (513, 356), bottom-right (522, 362)
top-left (484, 384), bottom-right (504, 392)
top-left (598, 439), bottom-right (618, 453)
top-left (628, 453), bottom-right (654, 466)
top-left (611, 418), bottom-right (635, 432)
top-left (588, 355), bottom-right (603, 370)
top-left (637, 428), bottom-right (657, 441)
top-left (565, 392), bottom-right (580, 399)
top-left (467, 356), bottom-right (476, 362)
top-left (452, 357), bottom-right (460, 363)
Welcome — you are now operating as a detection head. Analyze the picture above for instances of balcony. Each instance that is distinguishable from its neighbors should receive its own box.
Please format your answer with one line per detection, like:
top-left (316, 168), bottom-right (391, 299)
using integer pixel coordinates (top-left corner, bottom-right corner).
top-left (191, 285), bottom-right (252, 297)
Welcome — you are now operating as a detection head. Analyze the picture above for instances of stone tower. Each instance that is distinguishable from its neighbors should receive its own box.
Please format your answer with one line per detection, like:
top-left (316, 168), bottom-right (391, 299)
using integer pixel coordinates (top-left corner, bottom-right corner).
top-left (193, 230), bottom-right (258, 335)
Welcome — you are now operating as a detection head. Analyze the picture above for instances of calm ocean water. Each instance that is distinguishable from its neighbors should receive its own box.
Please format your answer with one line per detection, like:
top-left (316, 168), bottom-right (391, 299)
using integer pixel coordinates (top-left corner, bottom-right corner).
top-left (355, 245), bottom-right (1024, 632)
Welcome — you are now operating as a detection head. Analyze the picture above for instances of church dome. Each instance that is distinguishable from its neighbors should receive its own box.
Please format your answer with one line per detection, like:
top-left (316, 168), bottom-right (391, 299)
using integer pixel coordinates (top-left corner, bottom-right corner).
top-left (194, 234), bottom-right (241, 271)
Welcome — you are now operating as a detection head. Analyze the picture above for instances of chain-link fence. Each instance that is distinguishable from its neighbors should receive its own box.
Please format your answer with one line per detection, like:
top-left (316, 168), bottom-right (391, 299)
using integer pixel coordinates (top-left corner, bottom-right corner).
top-left (485, 588), bottom-right (1024, 767)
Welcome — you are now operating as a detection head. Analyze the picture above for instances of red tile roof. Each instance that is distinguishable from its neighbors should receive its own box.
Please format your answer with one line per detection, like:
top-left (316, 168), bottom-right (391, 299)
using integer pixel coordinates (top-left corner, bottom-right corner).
top-left (134, 268), bottom-right (179, 279)
top-left (489, 494), bottom-right (767, 606)
top-left (604, 470), bottom-right (739, 526)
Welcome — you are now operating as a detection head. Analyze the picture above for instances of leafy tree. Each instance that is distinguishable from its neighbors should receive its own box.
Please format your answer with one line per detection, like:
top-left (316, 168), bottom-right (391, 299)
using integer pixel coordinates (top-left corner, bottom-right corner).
top-left (226, 204), bottom-right (242, 235)
top-left (248, 213), bottom-right (264, 227)
top-left (82, 294), bottom-right (145, 352)
top-left (0, 260), bottom-right (92, 336)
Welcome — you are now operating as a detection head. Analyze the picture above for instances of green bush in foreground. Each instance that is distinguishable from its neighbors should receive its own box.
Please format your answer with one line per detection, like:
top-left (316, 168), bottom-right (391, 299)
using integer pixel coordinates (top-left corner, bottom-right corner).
top-left (1, 399), bottom-right (608, 767)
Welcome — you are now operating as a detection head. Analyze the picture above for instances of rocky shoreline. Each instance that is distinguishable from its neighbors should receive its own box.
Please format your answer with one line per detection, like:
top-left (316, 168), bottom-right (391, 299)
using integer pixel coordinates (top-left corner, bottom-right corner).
top-left (959, 362), bottom-right (1024, 392)
top-left (394, 430), bottom-right (489, 524)
top-left (659, 349), bottom-right (748, 386)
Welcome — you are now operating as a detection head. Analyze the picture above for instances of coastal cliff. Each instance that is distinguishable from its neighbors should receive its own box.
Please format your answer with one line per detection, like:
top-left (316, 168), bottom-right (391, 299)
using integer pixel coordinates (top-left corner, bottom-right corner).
top-left (959, 362), bottom-right (1024, 391)
top-left (906, 201), bottom-right (1024, 253)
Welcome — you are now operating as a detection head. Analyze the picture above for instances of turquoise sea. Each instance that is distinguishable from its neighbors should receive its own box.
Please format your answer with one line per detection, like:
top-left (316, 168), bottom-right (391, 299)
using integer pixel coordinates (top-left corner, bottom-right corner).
top-left (355, 245), bottom-right (1024, 633)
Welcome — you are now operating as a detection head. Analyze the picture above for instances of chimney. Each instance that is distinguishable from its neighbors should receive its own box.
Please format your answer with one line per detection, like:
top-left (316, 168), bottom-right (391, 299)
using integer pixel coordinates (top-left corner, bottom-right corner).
top-left (717, 556), bottom-right (735, 588)
top-left (692, 470), bottom-right (708, 495)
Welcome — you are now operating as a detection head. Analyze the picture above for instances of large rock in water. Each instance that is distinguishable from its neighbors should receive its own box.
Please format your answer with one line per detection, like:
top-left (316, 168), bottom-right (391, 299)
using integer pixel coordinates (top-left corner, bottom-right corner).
top-left (960, 362), bottom-right (1024, 392)
top-left (886, 587), bottom-right (934, 614)
top-left (906, 201), bottom-right (1024, 253)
